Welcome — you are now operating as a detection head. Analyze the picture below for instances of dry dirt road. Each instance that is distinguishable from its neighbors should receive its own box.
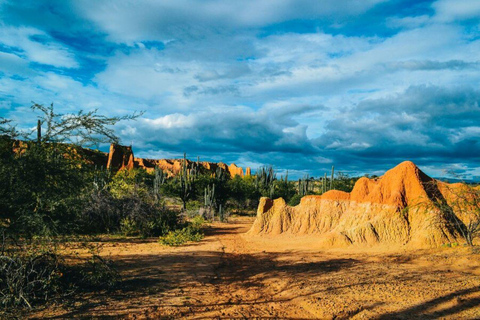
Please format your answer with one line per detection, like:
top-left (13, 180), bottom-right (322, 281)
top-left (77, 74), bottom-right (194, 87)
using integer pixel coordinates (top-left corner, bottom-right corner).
top-left (32, 217), bottom-right (480, 319)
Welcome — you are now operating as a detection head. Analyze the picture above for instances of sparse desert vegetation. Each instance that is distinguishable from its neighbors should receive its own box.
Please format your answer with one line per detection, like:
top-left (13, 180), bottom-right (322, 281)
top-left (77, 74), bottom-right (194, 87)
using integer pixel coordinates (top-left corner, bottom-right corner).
top-left (1, 105), bottom-right (479, 319)
top-left (2, 1), bottom-right (480, 318)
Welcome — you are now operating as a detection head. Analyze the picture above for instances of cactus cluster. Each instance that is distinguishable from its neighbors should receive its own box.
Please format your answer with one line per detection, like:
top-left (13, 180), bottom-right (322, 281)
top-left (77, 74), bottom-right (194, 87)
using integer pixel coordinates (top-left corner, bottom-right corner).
top-left (321, 165), bottom-right (335, 194)
top-left (255, 165), bottom-right (276, 198)
top-left (178, 152), bottom-right (195, 210)
top-left (187, 156), bottom-right (201, 177)
top-left (298, 175), bottom-right (311, 196)
top-left (215, 166), bottom-right (227, 181)
top-left (204, 183), bottom-right (226, 221)
top-left (204, 184), bottom-right (216, 207)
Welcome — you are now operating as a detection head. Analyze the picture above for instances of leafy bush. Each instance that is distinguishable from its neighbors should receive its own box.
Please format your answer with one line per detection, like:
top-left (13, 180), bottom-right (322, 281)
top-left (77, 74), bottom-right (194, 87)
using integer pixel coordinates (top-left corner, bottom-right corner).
top-left (186, 200), bottom-right (203, 211)
top-left (158, 227), bottom-right (204, 246)
top-left (119, 217), bottom-right (139, 237)
top-left (108, 169), bottom-right (152, 200)
top-left (0, 103), bottom-right (140, 238)
top-left (159, 216), bottom-right (205, 246)
top-left (81, 191), bottom-right (179, 237)
top-left (190, 215), bottom-right (206, 230)
top-left (0, 141), bottom-right (89, 237)
top-left (288, 194), bottom-right (303, 206)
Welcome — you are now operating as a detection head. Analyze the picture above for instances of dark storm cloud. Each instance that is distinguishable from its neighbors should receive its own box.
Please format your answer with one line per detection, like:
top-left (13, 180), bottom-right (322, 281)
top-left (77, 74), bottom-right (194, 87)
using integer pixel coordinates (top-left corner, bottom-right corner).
top-left (1, 0), bottom-right (480, 179)
top-left (124, 103), bottom-right (321, 156)
top-left (313, 85), bottom-right (480, 175)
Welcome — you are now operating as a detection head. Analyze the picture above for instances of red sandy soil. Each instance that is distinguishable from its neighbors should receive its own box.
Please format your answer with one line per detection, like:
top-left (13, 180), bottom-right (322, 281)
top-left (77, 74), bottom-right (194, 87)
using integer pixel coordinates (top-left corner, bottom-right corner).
top-left (29, 217), bottom-right (480, 319)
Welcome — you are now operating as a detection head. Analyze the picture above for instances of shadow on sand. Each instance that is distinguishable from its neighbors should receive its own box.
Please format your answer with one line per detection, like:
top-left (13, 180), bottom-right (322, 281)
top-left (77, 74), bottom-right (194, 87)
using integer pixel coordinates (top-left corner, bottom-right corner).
top-left (376, 285), bottom-right (480, 319)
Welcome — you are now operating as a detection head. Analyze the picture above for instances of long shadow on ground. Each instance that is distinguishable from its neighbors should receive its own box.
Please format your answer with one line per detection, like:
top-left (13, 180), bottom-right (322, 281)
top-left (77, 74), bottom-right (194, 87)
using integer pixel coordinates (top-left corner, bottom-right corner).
top-left (35, 247), bottom-right (359, 319)
top-left (376, 285), bottom-right (480, 319)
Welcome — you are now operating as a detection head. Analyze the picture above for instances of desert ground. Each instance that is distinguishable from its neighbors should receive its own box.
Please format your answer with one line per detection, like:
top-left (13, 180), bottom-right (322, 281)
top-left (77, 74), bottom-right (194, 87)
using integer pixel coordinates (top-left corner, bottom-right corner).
top-left (29, 216), bottom-right (480, 319)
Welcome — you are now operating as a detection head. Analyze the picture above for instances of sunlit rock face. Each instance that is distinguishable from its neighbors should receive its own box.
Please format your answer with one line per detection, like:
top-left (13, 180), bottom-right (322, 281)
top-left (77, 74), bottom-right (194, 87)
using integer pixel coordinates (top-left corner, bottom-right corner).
top-left (249, 161), bottom-right (477, 249)
top-left (106, 143), bottom-right (246, 178)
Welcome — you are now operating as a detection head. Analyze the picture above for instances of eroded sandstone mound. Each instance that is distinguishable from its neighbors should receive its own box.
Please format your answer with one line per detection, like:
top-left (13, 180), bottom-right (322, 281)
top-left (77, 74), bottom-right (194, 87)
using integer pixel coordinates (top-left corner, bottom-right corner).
top-left (249, 161), bottom-right (477, 248)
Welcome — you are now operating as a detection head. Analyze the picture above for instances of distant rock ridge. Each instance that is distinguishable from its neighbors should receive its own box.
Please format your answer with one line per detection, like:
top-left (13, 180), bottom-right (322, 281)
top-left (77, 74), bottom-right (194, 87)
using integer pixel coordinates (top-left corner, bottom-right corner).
top-left (248, 161), bottom-right (478, 248)
top-left (106, 143), bottom-right (250, 178)
top-left (7, 139), bottom-right (250, 178)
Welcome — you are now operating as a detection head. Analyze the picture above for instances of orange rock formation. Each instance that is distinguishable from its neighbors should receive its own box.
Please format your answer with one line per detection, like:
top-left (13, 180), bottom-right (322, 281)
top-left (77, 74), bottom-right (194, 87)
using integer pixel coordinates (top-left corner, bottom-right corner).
top-left (249, 161), bottom-right (478, 248)
top-left (106, 143), bottom-right (246, 178)
top-left (106, 144), bottom-right (135, 171)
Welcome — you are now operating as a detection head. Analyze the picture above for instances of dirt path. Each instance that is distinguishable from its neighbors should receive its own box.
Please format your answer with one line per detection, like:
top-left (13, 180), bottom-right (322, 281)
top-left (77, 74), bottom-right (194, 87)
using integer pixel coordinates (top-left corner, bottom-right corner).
top-left (32, 217), bottom-right (480, 319)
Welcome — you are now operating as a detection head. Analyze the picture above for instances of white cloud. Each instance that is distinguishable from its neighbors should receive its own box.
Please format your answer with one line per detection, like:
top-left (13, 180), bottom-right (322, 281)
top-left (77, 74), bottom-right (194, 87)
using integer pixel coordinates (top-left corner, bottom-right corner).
top-left (433, 0), bottom-right (480, 22)
top-left (1, 0), bottom-right (480, 178)
top-left (0, 51), bottom-right (30, 75)
top-left (0, 26), bottom-right (78, 68)
top-left (74, 0), bottom-right (385, 43)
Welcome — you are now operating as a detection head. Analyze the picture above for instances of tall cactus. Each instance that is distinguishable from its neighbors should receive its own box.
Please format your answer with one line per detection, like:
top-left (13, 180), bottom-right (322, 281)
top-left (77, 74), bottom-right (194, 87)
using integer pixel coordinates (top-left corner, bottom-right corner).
top-left (255, 165), bottom-right (276, 197)
top-left (179, 152), bottom-right (194, 211)
top-left (298, 175), bottom-right (310, 196)
top-left (323, 173), bottom-right (327, 193)
top-left (153, 167), bottom-right (165, 202)
top-left (330, 165), bottom-right (335, 190)
top-left (204, 184), bottom-right (216, 207)
top-left (196, 156), bottom-right (200, 176)
top-left (205, 184), bottom-right (226, 221)
top-left (215, 166), bottom-right (227, 181)
top-left (219, 203), bottom-right (225, 222)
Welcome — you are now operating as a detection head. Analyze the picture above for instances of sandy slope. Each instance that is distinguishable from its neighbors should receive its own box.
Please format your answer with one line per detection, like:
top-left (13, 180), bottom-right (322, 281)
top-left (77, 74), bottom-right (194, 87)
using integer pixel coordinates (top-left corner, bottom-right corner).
top-left (31, 217), bottom-right (480, 319)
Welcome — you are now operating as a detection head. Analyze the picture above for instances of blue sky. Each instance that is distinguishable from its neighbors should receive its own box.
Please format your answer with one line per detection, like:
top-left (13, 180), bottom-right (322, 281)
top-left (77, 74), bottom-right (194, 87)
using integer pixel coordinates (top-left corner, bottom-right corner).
top-left (0, 0), bottom-right (479, 180)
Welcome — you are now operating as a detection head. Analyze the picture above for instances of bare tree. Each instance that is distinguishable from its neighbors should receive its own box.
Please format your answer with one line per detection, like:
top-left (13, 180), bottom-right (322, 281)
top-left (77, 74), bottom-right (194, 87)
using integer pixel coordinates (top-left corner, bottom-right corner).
top-left (30, 103), bottom-right (143, 146)
top-left (427, 181), bottom-right (480, 246)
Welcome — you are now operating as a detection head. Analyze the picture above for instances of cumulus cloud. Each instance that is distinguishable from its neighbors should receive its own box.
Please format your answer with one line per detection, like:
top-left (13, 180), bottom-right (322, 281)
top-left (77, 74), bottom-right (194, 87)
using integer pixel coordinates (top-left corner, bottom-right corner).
top-left (0, 0), bottom-right (479, 179)
top-left (73, 0), bottom-right (385, 43)
top-left (433, 0), bottom-right (480, 22)
top-left (127, 103), bottom-right (319, 155)
top-left (0, 26), bottom-right (79, 69)
top-left (313, 85), bottom-right (480, 174)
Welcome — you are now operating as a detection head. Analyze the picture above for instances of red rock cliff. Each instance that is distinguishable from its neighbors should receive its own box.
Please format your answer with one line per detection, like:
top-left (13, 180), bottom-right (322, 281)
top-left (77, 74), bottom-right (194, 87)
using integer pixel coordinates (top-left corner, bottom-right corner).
top-left (106, 143), bottom-right (247, 178)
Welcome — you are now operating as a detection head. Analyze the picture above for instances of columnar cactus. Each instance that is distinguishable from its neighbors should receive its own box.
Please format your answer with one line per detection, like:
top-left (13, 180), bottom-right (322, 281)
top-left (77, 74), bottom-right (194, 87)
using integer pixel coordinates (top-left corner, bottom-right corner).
top-left (255, 165), bottom-right (276, 197)
top-left (323, 173), bottom-right (327, 193)
top-left (330, 165), bottom-right (335, 190)
top-left (153, 167), bottom-right (165, 202)
top-left (204, 184), bottom-right (216, 207)
top-left (298, 175), bottom-right (310, 196)
top-left (179, 152), bottom-right (194, 210)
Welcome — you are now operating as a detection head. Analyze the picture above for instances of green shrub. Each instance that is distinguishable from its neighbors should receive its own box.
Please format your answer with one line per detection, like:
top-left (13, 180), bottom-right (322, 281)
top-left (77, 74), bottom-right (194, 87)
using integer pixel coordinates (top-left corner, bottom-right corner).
top-left (190, 215), bottom-right (206, 230)
top-left (288, 194), bottom-right (303, 206)
top-left (159, 217), bottom-right (205, 246)
top-left (119, 217), bottom-right (138, 236)
top-left (158, 227), bottom-right (203, 246)
top-left (186, 200), bottom-right (203, 211)
top-left (82, 192), bottom-right (179, 237)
